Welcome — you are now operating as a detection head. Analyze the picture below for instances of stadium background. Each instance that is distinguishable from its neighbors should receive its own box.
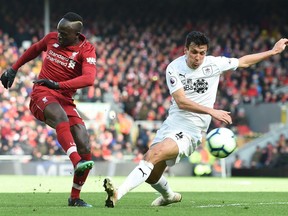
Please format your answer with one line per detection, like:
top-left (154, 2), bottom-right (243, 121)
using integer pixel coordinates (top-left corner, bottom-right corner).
top-left (1, 0), bottom-right (288, 177)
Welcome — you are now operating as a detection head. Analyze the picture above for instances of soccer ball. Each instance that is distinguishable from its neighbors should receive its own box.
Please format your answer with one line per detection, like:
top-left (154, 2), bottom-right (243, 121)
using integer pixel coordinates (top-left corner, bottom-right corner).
top-left (206, 127), bottom-right (237, 158)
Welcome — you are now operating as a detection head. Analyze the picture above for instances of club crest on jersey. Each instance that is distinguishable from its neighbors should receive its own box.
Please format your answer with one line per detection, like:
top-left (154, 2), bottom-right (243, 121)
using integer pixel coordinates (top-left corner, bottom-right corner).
top-left (202, 66), bottom-right (213, 76)
top-left (42, 97), bottom-right (48, 104)
top-left (169, 76), bottom-right (177, 86)
top-left (69, 52), bottom-right (79, 60)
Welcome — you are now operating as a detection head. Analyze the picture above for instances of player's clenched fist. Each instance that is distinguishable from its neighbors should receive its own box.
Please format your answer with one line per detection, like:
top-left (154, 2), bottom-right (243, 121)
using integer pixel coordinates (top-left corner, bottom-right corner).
top-left (1, 68), bottom-right (17, 89)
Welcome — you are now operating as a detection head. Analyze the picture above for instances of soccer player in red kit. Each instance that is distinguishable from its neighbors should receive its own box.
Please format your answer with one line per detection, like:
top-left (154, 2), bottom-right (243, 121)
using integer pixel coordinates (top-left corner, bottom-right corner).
top-left (1, 12), bottom-right (96, 207)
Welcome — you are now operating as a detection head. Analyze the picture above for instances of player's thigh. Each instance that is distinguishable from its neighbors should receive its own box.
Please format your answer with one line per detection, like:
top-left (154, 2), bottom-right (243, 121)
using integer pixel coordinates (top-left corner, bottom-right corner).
top-left (44, 103), bottom-right (69, 124)
top-left (144, 138), bottom-right (179, 164)
top-left (30, 91), bottom-right (69, 127)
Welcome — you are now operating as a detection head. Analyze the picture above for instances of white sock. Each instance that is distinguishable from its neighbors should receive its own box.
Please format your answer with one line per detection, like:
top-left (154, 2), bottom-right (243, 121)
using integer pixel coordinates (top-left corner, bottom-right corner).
top-left (150, 175), bottom-right (174, 199)
top-left (117, 160), bottom-right (154, 200)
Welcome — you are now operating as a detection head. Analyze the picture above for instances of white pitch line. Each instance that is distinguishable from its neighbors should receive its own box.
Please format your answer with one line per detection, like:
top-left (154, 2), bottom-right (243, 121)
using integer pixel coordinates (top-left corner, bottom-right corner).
top-left (196, 202), bottom-right (288, 208)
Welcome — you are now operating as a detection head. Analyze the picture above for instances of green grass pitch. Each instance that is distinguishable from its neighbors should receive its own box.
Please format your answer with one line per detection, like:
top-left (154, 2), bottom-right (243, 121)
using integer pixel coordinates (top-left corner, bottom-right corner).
top-left (1, 175), bottom-right (288, 216)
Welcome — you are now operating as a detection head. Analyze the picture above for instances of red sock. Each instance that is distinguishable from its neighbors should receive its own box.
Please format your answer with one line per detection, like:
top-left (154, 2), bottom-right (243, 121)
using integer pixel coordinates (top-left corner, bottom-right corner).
top-left (56, 122), bottom-right (81, 167)
top-left (71, 153), bottom-right (92, 199)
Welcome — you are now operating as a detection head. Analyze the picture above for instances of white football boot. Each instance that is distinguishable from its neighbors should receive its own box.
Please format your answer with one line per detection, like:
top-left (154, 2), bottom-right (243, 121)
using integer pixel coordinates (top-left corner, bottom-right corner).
top-left (151, 192), bottom-right (182, 206)
top-left (103, 177), bottom-right (117, 208)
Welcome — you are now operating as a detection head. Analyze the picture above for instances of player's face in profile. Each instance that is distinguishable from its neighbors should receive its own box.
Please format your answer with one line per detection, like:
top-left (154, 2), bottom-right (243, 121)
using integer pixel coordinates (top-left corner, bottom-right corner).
top-left (185, 43), bottom-right (207, 69)
top-left (57, 19), bottom-right (79, 47)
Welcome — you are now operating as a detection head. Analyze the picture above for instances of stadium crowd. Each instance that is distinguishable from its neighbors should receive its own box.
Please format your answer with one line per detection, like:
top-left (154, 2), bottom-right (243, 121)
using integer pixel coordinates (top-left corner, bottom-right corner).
top-left (1, 0), bottom-right (288, 169)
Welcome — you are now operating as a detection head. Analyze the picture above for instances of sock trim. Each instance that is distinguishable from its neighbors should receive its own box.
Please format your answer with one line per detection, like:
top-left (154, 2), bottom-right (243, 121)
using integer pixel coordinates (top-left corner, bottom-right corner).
top-left (72, 183), bottom-right (83, 190)
top-left (139, 160), bottom-right (154, 170)
top-left (67, 146), bottom-right (77, 157)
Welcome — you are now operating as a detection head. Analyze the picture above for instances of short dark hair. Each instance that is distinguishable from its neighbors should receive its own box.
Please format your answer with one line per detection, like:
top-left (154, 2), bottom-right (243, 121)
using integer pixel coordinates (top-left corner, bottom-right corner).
top-left (63, 12), bottom-right (83, 23)
top-left (185, 31), bottom-right (210, 49)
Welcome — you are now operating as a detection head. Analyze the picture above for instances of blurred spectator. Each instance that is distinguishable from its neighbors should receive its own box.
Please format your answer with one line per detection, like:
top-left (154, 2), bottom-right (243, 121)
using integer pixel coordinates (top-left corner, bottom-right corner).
top-left (136, 124), bottom-right (149, 154)
top-left (30, 148), bottom-right (44, 161)
top-left (233, 108), bottom-right (252, 136)
top-left (1, 0), bottom-right (288, 167)
top-left (250, 145), bottom-right (262, 168)
top-left (233, 154), bottom-right (244, 169)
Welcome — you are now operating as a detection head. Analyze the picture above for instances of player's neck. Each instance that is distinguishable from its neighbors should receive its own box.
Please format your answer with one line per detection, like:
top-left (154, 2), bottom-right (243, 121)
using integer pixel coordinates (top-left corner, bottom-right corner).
top-left (72, 38), bottom-right (81, 46)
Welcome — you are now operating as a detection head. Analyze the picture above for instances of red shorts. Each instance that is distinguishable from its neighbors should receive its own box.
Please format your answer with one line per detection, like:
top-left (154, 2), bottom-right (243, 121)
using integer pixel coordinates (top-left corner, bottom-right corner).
top-left (29, 89), bottom-right (84, 126)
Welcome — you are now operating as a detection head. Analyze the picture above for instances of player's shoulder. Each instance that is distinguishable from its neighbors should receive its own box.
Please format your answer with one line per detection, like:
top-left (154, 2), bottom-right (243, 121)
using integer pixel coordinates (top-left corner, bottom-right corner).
top-left (168, 55), bottom-right (185, 69)
top-left (40, 32), bottom-right (58, 45)
top-left (81, 40), bottom-right (96, 55)
top-left (205, 55), bottom-right (234, 62)
top-left (171, 55), bottom-right (185, 64)
top-left (204, 55), bottom-right (221, 62)
top-left (45, 32), bottom-right (58, 39)
top-left (84, 40), bottom-right (95, 49)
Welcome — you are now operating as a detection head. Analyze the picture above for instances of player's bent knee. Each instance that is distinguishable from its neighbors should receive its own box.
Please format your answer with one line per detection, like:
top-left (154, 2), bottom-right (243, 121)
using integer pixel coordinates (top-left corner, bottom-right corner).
top-left (144, 150), bottom-right (166, 165)
top-left (77, 144), bottom-right (91, 154)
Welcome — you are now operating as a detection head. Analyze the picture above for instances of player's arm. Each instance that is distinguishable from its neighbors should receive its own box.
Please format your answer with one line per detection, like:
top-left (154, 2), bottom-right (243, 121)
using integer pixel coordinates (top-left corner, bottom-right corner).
top-left (238, 38), bottom-right (288, 68)
top-left (58, 66), bottom-right (96, 89)
top-left (1, 35), bottom-right (48, 89)
top-left (35, 45), bottom-right (97, 90)
top-left (33, 67), bottom-right (96, 89)
top-left (172, 88), bottom-right (232, 124)
top-left (57, 46), bottom-right (96, 89)
top-left (12, 38), bottom-right (47, 71)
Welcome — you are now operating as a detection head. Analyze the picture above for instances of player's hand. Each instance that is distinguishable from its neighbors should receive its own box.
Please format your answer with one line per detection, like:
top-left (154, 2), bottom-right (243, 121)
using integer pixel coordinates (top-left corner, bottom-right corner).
top-left (210, 109), bottom-right (232, 125)
top-left (1, 68), bottom-right (17, 89)
top-left (272, 38), bottom-right (288, 54)
top-left (33, 79), bottom-right (60, 89)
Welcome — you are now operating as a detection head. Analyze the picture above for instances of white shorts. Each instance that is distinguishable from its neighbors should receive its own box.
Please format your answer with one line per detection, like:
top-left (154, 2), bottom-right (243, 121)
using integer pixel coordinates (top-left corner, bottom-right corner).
top-left (151, 122), bottom-right (202, 166)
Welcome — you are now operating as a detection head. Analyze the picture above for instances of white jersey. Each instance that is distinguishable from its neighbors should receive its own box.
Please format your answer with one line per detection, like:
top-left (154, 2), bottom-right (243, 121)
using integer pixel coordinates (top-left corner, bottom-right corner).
top-left (164, 55), bottom-right (239, 134)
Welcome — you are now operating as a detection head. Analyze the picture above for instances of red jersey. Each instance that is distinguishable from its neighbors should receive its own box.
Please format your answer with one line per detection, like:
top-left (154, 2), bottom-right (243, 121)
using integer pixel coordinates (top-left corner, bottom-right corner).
top-left (12, 32), bottom-right (96, 98)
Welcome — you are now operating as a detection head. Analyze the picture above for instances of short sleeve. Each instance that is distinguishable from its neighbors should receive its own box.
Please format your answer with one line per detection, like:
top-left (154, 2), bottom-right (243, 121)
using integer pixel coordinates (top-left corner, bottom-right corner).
top-left (166, 65), bottom-right (183, 95)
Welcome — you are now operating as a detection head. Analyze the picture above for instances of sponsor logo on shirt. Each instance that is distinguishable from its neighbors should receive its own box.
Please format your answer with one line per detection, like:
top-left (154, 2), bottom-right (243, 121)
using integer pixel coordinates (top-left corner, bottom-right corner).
top-left (52, 43), bottom-right (59, 48)
top-left (46, 50), bottom-right (70, 67)
top-left (46, 50), bottom-right (77, 69)
top-left (179, 73), bottom-right (185, 78)
top-left (183, 78), bottom-right (193, 91)
top-left (193, 79), bottom-right (208, 93)
top-left (68, 60), bottom-right (76, 69)
top-left (86, 57), bottom-right (96, 65)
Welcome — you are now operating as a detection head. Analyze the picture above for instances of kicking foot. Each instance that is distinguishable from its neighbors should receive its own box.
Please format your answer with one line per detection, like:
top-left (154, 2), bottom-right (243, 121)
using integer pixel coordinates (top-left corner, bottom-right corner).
top-left (151, 192), bottom-right (182, 206)
top-left (74, 160), bottom-right (94, 176)
top-left (68, 197), bottom-right (92, 207)
top-left (103, 177), bottom-right (117, 208)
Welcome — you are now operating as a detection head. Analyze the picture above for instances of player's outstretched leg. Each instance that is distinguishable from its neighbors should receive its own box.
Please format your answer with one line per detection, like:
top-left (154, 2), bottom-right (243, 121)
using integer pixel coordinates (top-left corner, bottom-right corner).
top-left (151, 192), bottom-right (182, 206)
top-left (74, 160), bottom-right (94, 176)
top-left (103, 177), bottom-right (117, 208)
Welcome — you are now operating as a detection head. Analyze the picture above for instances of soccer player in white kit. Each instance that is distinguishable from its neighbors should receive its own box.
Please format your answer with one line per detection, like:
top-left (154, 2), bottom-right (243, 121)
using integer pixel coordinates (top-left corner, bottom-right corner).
top-left (103, 31), bottom-right (288, 207)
